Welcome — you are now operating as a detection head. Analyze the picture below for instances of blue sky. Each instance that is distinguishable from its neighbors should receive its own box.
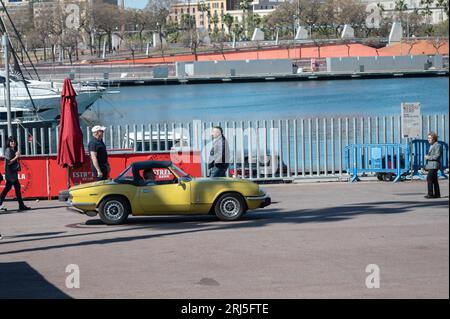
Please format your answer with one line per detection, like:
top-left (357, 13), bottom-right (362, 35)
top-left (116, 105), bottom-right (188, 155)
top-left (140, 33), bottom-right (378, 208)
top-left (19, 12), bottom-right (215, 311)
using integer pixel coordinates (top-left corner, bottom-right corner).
top-left (125, 0), bottom-right (148, 9)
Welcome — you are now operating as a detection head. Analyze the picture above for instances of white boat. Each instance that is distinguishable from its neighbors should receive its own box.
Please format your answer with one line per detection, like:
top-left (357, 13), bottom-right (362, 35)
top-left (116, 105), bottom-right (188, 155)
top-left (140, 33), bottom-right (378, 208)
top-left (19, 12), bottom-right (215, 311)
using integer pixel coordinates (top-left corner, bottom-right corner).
top-left (0, 72), bottom-right (106, 121)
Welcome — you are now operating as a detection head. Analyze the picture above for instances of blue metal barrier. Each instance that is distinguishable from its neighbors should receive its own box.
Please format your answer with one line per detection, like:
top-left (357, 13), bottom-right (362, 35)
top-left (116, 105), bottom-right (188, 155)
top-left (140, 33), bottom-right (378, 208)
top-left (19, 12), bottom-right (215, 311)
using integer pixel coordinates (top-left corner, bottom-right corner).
top-left (411, 139), bottom-right (449, 179)
top-left (345, 143), bottom-right (410, 182)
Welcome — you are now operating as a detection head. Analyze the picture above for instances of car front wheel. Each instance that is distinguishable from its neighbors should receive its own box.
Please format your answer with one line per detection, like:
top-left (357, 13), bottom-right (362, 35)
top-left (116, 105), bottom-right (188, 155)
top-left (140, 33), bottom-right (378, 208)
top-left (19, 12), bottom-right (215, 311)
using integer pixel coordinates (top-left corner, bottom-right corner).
top-left (214, 193), bottom-right (245, 221)
top-left (99, 197), bottom-right (130, 225)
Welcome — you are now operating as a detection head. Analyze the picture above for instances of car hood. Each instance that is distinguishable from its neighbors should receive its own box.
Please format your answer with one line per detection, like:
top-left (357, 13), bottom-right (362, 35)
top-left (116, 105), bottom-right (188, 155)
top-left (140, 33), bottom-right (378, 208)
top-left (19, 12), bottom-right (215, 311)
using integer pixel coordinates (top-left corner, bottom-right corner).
top-left (69, 180), bottom-right (116, 191)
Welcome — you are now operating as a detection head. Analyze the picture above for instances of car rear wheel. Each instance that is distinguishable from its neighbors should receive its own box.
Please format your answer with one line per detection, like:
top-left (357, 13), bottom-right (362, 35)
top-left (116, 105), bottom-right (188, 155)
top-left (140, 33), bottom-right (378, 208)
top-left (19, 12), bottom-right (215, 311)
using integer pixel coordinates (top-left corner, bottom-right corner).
top-left (99, 197), bottom-right (129, 225)
top-left (214, 193), bottom-right (245, 221)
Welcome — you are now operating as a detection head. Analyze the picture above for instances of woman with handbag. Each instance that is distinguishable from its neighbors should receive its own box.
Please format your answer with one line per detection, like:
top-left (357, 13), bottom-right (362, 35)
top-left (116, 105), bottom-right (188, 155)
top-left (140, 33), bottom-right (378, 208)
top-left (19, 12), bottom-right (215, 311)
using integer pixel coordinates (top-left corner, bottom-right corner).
top-left (0, 136), bottom-right (31, 211)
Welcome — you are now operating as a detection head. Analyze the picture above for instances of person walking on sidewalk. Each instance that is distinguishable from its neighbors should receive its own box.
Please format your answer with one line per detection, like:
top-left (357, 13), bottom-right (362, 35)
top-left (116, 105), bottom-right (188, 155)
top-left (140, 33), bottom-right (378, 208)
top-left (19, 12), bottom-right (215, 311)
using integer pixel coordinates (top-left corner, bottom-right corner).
top-left (424, 132), bottom-right (441, 199)
top-left (0, 136), bottom-right (31, 211)
top-left (208, 126), bottom-right (230, 177)
top-left (89, 126), bottom-right (110, 181)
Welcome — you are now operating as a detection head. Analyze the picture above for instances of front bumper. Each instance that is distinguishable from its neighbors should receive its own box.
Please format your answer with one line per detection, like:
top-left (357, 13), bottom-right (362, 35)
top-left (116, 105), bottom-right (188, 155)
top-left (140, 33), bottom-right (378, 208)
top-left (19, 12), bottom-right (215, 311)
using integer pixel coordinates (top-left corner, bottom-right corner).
top-left (66, 200), bottom-right (97, 216)
top-left (246, 195), bottom-right (272, 209)
top-left (260, 196), bottom-right (271, 208)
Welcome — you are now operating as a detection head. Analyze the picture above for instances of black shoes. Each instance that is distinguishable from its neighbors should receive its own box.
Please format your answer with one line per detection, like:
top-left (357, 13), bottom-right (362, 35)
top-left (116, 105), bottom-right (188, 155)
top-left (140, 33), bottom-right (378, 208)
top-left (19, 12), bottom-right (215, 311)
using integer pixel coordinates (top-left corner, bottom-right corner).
top-left (18, 205), bottom-right (31, 211)
top-left (424, 195), bottom-right (441, 199)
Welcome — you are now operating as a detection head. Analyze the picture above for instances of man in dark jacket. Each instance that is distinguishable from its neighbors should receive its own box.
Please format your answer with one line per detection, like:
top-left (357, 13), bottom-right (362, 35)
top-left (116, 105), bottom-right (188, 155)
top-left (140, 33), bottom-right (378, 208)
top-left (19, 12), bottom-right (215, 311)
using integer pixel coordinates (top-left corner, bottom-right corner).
top-left (208, 126), bottom-right (230, 177)
top-left (424, 132), bottom-right (441, 199)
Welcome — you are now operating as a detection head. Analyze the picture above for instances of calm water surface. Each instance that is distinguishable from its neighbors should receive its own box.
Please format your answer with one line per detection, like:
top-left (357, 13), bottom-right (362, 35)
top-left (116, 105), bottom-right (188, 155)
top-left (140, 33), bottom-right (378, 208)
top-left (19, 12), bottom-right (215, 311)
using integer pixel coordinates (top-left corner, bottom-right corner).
top-left (91, 77), bottom-right (449, 125)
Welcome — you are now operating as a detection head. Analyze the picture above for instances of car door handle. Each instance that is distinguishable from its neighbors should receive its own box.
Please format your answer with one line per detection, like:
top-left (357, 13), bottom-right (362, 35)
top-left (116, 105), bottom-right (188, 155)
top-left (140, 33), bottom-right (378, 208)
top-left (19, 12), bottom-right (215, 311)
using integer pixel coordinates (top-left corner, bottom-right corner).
top-left (142, 189), bottom-right (150, 193)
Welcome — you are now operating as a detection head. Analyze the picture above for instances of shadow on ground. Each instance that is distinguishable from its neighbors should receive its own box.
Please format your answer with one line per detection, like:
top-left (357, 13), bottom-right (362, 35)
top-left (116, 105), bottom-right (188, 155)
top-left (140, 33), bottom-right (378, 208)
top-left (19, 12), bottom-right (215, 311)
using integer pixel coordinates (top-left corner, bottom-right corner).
top-left (0, 262), bottom-right (71, 299)
top-left (0, 199), bottom-right (448, 257)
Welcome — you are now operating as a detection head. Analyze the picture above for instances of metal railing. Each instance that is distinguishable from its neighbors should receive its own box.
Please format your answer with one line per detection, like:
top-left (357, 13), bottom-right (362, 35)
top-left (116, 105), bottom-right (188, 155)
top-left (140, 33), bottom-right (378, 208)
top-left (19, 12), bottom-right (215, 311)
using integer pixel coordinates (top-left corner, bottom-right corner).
top-left (1, 114), bottom-right (448, 181)
top-left (344, 143), bottom-right (410, 182)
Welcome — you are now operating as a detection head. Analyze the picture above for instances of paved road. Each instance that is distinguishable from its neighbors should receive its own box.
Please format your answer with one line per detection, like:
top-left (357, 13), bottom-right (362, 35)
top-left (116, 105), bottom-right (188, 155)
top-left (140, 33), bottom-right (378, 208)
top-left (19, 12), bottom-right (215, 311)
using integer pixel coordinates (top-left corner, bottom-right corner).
top-left (0, 180), bottom-right (448, 299)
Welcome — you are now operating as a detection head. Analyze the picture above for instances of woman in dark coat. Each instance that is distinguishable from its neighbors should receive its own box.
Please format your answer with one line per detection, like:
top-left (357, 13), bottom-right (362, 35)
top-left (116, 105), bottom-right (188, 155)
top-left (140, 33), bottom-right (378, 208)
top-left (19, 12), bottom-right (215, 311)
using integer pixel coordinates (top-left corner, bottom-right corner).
top-left (0, 136), bottom-right (30, 211)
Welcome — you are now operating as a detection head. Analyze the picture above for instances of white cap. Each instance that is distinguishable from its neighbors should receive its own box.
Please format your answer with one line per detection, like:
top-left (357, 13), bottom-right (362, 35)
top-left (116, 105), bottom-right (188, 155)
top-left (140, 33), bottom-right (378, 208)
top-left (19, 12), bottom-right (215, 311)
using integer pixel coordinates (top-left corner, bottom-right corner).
top-left (91, 125), bottom-right (106, 133)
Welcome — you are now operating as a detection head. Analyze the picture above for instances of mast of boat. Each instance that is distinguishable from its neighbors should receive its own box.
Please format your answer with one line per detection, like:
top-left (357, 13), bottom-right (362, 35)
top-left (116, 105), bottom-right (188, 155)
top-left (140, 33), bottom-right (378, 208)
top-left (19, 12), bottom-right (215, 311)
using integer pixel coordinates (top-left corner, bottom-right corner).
top-left (0, 0), bottom-right (41, 81)
top-left (0, 16), bottom-right (38, 114)
top-left (2, 32), bottom-right (12, 136)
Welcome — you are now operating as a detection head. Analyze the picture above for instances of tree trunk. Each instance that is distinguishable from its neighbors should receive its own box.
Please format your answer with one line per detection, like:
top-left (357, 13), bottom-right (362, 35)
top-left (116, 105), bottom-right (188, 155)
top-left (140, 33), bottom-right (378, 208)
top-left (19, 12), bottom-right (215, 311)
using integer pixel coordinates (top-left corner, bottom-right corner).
top-left (68, 49), bottom-right (73, 65)
top-left (98, 36), bottom-right (102, 58)
top-left (89, 32), bottom-right (94, 55)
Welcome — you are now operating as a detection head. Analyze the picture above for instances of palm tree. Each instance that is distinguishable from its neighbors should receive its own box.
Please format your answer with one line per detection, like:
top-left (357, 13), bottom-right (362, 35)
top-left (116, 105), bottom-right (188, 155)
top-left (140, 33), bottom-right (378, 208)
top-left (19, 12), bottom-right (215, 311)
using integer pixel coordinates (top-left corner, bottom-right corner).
top-left (211, 12), bottom-right (219, 33)
top-left (395, 0), bottom-right (408, 25)
top-left (223, 13), bottom-right (234, 35)
top-left (239, 0), bottom-right (252, 39)
top-left (435, 0), bottom-right (449, 20)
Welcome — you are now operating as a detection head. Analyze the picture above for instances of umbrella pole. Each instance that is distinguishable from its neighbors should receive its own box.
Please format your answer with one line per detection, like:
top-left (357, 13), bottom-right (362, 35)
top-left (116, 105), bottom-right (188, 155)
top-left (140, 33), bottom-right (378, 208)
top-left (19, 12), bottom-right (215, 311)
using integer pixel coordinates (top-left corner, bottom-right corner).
top-left (67, 166), bottom-right (70, 190)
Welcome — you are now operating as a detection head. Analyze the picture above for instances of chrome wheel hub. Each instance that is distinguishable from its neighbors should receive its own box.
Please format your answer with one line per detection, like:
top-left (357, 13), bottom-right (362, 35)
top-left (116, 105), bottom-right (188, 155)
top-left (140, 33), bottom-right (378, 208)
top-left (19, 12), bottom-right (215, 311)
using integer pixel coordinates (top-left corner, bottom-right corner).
top-left (104, 201), bottom-right (124, 221)
top-left (221, 198), bottom-right (240, 217)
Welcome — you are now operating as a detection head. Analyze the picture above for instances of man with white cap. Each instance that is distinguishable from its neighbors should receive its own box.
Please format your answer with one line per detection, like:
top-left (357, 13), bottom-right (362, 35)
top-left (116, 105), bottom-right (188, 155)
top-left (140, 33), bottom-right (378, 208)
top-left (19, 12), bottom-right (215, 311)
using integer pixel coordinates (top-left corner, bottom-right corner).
top-left (89, 125), bottom-right (109, 181)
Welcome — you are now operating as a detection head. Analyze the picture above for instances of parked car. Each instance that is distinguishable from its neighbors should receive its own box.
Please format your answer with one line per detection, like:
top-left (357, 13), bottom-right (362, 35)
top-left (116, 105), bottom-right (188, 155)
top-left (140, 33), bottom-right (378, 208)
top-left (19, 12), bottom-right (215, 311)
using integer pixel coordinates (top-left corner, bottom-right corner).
top-left (229, 155), bottom-right (288, 178)
top-left (375, 154), bottom-right (407, 181)
top-left (122, 131), bottom-right (189, 151)
top-left (67, 160), bottom-right (271, 225)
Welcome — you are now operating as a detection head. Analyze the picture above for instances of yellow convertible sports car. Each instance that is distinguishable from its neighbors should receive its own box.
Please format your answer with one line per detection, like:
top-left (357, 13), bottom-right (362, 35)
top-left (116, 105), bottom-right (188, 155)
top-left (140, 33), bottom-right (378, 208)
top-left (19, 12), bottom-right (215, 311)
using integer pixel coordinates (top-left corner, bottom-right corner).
top-left (67, 161), bottom-right (271, 225)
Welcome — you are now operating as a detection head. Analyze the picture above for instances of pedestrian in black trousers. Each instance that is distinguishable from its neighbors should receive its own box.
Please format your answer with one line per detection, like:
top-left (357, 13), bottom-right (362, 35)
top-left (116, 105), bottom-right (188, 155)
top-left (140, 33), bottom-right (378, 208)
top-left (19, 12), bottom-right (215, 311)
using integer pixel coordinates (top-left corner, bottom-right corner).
top-left (88, 126), bottom-right (110, 181)
top-left (424, 132), bottom-right (441, 199)
top-left (208, 126), bottom-right (230, 177)
top-left (0, 136), bottom-right (31, 211)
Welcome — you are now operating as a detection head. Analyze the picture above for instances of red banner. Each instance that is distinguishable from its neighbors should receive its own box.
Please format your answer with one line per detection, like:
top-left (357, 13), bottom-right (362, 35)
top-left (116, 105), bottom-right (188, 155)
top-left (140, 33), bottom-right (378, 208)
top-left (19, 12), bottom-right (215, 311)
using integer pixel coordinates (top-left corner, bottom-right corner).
top-left (0, 151), bottom-right (201, 199)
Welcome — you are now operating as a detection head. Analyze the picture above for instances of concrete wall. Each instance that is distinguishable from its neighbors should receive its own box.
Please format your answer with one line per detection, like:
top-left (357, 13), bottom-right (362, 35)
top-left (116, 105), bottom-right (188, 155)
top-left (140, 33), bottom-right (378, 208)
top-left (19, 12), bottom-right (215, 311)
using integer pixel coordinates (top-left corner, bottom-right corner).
top-left (326, 55), bottom-right (444, 72)
top-left (153, 66), bottom-right (169, 78)
top-left (176, 59), bottom-right (293, 77)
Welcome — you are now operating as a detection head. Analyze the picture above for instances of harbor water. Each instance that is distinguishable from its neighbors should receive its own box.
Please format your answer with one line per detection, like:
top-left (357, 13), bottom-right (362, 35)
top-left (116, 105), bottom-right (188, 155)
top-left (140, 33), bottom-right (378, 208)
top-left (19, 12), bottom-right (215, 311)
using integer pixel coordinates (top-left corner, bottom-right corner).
top-left (90, 77), bottom-right (449, 124)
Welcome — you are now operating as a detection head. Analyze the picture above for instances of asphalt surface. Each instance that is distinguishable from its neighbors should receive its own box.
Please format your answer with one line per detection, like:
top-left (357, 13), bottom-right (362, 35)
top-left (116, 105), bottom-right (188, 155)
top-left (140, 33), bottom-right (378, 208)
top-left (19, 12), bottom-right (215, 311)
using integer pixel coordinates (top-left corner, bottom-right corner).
top-left (0, 180), bottom-right (448, 299)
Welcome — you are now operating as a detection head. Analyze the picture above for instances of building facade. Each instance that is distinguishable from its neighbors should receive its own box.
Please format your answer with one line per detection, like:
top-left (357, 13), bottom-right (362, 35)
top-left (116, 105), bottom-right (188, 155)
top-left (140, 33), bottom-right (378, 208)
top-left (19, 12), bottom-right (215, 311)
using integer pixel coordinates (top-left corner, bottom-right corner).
top-left (1, 0), bottom-right (33, 30)
top-left (362, 0), bottom-right (448, 25)
top-left (168, 0), bottom-right (286, 32)
top-left (168, 0), bottom-right (228, 31)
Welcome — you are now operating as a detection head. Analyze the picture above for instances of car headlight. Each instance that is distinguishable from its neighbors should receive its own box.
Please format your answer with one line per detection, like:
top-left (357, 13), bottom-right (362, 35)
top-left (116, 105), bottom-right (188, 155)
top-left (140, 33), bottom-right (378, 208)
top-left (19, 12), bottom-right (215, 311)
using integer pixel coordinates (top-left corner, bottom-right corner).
top-left (259, 187), bottom-right (266, 196)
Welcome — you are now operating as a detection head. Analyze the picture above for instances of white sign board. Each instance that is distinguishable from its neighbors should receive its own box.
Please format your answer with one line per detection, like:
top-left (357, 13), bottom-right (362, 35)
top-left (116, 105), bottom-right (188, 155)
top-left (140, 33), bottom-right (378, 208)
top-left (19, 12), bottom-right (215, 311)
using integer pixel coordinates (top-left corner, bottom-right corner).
top-left (401, 102), bottom-right (421, 138)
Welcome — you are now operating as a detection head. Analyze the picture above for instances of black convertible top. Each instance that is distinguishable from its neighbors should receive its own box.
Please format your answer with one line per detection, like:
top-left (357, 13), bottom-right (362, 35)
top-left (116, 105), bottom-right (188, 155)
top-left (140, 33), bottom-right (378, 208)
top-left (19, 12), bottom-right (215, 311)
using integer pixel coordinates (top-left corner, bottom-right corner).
top-left (130, 161), bottom-right (173, 170)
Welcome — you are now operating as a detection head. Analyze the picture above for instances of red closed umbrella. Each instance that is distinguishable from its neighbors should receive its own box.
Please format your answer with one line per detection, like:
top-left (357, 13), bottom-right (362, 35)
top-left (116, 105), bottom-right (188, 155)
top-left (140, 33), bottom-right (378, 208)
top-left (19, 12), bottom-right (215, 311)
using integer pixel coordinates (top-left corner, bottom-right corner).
top-left (57, 78), bottom-right (86, 188)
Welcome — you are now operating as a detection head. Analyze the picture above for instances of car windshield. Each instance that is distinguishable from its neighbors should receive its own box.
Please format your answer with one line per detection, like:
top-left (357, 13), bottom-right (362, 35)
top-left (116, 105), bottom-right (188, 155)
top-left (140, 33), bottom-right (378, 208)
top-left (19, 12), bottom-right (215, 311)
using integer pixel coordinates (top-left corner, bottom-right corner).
top-left (115, 166), bottom-right (134, 183)
top-left (170, 165), bottom-right (190, 179)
